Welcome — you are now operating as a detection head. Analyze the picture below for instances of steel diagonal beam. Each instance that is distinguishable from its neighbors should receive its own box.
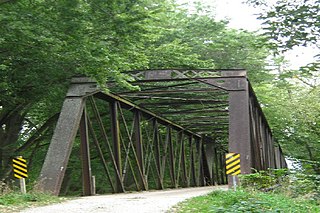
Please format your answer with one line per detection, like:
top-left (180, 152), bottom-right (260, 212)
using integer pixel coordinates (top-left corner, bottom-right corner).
top-left (94, 92), bottom-right (202, 139)
top-left (117, 105), bottom-right (147, 190)
top-left (139, 100), bottom-right (228, 106)
top-left (161, 109), bottom-right (229, 115)
top-left (180, 133), bottom-right (188, 187)
top-left (175, 132), bottom-right (184, 187)
top-left (119, 88), bottom-right (220, 95)
top-left (88, 97), bottom-right (125, 192)
top-left (152, 119), bottom-right (164, 189)
top-left (133, 111), bottom-right (147, 190)
top-left (79, 108), bottom-right (93, 196)
top-left (168, 127), bottom-right (176, 187)
top-left (110, 101), bottom-right (125, 193)
top-left (198, 139), bottom-right (205, 186)
top-left (160, 127), bottom-right (170, 181)
top-left (87, 116), bottom-right (115, 192)
top-left (190, 137), bottom-right (197, 186)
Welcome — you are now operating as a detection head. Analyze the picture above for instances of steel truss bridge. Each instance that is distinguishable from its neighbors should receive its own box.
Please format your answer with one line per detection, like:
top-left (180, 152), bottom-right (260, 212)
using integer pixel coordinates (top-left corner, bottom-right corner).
top-left (37, 69), bottom-right (287, 195)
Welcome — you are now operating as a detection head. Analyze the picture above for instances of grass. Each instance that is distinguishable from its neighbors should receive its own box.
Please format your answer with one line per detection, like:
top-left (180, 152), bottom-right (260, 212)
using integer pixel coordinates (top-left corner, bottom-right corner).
top-left (0, 192), bottom-right (67, 213)
top-left (173, 190), bottom-right (320, 213)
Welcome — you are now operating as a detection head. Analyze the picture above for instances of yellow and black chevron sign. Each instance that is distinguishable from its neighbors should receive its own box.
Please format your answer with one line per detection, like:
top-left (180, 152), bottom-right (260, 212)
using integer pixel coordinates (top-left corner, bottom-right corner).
top-left (226, 153), bottom-right (241, 176)
top-left (12, 157), bottom-right (28, 179)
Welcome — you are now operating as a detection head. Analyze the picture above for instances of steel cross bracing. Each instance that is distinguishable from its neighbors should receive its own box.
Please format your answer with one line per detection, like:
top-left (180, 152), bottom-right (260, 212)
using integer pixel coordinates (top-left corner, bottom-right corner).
top-left (37, 69), bottom-right (286, 196)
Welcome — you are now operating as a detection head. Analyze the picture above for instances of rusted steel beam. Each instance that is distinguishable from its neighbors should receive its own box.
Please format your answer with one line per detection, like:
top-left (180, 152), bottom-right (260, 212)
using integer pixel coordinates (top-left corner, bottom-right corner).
top-left (126, 68), bottom-right (245, 76)
top-left (180, 116), bottom-right (229, 121)
top-left (88, 97), bottom-right (124, 192)
top-left (110, 101), bottom-right (124, 193)
top-left (213, 147), bottom-right (220, 185)
top-left (130, 82), bottom-right (198, 92)
top-left (204, 142), bottom-right (214, 185)
top-left (131, 96), bottom-right (228, 102)
top-left (139, 100), bottom-right (228, 106)
top-left (228, 77), bottom-right (252, 187)
top-left (188, 136), bottom-right (196, 187)
top-left (79, 108), bottom-right (93, 196)
top-left (183, 123), bottom-right (229, 128)
top-left (161, 109), bottom-right (229, 115)
top-left (133, 111), bottom-right (147, 190)
top-left (180, 133), bottom-right (188, 187)
top-left (153, 120), bottom-right (164, 189)
top-left (249, 100), bottom-right (262, 171)
top-left (116, 105), bottom-right (141, 191)
top-left (94, 92), bottom-right (202, 139)
top-left (140, 104), bottom-right (228, 111)
top-left (38, 97), bottom-right (85, 195)
top-left (168, 127), bottom-right (176, 188)
top-left (198, 139), bottom-right (205, 186)
top-left (123, 92), bottom-right (228, 100)
top-left (128, 69), bottom-right (246, 82)
top-left (202, 145), bottom-right (211, 185)
top-left (220, 151), bottom-right (227, 184)
top-left (87, 115), bottom-right (115, 192)
top-left (119, 88), bottom-right (220, 95)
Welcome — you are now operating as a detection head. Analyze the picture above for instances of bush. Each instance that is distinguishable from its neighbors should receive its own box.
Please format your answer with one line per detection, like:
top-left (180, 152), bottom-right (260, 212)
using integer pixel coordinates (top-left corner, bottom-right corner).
top-left (238, 169), bottom-right (320, 204)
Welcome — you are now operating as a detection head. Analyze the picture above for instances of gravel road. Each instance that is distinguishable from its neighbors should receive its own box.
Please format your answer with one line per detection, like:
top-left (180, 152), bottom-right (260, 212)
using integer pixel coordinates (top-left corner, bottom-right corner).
top-left (21, 186), bottom-right (227, 213)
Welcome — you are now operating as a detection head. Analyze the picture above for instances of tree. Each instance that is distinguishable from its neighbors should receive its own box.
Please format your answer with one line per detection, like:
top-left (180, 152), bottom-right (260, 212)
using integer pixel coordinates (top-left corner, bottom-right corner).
top-left (0, 0), bottom-right (273, 182)
top-left (246, 0), bottom-right (320, 73)
top-left (245, 0), bottom-right (320, 174)
top-left (0, 0), bottom-right (174, 179)
top-left (254, 55), bottom-right (320, 174)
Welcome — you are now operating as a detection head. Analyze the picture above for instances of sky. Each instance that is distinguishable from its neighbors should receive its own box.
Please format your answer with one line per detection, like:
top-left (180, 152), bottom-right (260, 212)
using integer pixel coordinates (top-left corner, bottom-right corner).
top-left (178, 0), bottom-right (318, 70)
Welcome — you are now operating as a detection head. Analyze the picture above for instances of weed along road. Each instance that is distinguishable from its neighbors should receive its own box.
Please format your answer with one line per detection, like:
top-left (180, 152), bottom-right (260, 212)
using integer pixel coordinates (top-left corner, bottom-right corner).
top-left (21, 186), bottom-right (227, 213)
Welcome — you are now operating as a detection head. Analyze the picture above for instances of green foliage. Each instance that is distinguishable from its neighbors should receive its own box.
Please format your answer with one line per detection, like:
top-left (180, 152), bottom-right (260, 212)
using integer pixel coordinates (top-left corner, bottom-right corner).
top-left (0, 0), bottom-right (272, 182)
top-left (239, 170), bottom-right (279, 190)
top-left (0, 180), bottom-right (65, 211)
top-left (255, 77), bottom-right (320, 174)
top-left (285, 172), bottom-right (320, 201)
top-left (0, 192), bottom-right (62, 206)
top-left (246, 0), bottom-right (320, 74)
top-left (247, 0), bottom-right (320, 50)
top-left (175, 190), bottom-right (320, 213)
top-left (239, 169), bottom-right (320, 203)
top-left (175, 170), bottom-right (320, 212)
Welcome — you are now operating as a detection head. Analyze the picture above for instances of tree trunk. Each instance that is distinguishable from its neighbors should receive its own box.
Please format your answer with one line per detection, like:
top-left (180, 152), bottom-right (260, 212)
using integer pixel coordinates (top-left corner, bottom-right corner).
top-left (0, 107), bottom-right (25, 180)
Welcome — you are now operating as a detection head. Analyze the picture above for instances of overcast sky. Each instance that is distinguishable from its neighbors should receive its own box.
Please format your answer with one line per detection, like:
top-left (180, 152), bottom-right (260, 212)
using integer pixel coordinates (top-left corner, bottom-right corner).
top-left (178, 0), bottom-right (318, 69)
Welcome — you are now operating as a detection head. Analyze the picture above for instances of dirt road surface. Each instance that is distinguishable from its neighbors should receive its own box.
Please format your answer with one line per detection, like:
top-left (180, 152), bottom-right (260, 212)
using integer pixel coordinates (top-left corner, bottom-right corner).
top-left (21, 186), bottom-right (227, 213)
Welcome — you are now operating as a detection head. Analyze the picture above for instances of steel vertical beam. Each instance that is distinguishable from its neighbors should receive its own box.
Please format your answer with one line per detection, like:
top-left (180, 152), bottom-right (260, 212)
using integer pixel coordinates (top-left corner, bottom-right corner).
top-left (87, 116), bottom-right (115, 192)
top-left (204, 142), bottom-right (214, 185)
top-left (201, 145), bottom-right (211, 185)
top-left (220, 151), bottom-right (227, 184)
top-left (228, 77), bottom-right (252, 187)
top-left (189, 136), bottom-right (196, 187)
top-left (168, 127), bottom-right (176, 188)
top-left (133, 111), bottom-right (147, 190)
top-left (79, 108), bottom-right (93, 196)
top-left (153, 119), bottom-right (164, 189)
top-left (196, 138), bottom-right (205, 186)
top-left (110, 101), bottom-right (124, 193)
top-left (180, 133), bottom-right (188, 187)
top-left (213, 147), bottom-right (219, 185)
